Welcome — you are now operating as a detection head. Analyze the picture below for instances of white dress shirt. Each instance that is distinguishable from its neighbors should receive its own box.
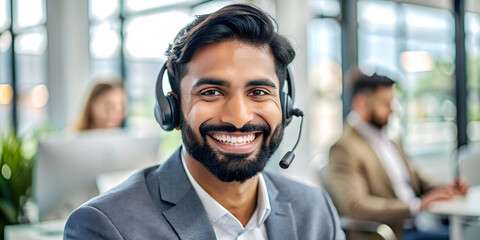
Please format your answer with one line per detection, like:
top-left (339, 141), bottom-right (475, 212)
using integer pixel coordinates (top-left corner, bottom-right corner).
top-left (348, 112), bottom-right (421, 215)
top-left (181, 153), bottom-right (271, 240)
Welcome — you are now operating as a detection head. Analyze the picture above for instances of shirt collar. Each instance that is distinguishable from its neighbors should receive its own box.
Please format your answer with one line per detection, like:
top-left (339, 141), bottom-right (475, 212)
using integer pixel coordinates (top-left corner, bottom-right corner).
top-left (347, 111), bottom-right (385, 143)
top-left (180, 152), bottom-right (271, 228)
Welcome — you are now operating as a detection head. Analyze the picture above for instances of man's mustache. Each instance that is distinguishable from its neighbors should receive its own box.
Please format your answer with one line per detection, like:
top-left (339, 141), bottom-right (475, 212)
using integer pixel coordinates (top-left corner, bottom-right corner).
top-left (199, 122), bottom-right (271, 138)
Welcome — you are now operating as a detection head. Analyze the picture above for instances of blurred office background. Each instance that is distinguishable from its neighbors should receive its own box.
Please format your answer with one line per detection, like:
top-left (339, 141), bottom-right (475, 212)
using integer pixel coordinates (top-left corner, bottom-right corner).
top-left (1, 0), bottom-right (480, 230)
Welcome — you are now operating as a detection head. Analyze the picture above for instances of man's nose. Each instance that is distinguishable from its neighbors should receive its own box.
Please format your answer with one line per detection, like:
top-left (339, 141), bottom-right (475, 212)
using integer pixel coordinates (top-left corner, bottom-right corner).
top-left (220, 94), bottom-right (254, 129)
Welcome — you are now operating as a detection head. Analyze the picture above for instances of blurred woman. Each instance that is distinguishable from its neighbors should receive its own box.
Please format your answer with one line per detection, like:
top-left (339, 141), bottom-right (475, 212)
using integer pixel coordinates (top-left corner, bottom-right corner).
top-left (73, 80), bottom-right (127, 131)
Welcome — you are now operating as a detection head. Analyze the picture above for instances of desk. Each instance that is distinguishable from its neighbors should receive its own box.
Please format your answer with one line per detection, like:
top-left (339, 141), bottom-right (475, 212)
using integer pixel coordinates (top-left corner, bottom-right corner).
top-left (4, 219), bottom-right (66, 240)
top-left (427, 186), bottom-right (480, 240)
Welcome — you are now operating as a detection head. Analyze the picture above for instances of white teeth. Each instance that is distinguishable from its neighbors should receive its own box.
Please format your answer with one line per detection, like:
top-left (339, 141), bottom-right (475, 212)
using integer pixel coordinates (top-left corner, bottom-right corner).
top-left (212, 133), bottom-right (256, 146)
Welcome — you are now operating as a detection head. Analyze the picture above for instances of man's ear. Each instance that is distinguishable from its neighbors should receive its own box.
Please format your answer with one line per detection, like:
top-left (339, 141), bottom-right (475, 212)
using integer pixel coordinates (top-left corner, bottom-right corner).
top-left (353, 93), bottom-right (372, 118)
top-left (353, 94), bottom-right (367, 110)
top-left (168, 91), bottom-right (181, 130)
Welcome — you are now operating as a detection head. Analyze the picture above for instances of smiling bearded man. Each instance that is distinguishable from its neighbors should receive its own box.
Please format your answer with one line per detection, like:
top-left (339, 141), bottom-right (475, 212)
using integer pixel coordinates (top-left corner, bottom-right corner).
top-left (64, 4), bottom-right (345, 240)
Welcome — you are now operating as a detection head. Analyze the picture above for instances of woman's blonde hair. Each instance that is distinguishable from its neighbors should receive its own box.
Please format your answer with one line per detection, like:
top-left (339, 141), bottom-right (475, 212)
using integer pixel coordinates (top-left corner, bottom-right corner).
top-left (73, 79), bottom-right (126, 131)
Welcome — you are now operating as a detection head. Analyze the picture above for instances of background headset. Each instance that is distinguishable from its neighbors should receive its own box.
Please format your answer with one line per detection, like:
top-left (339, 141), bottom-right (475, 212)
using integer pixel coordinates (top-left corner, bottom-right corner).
top-left (154, 61), bottom-right (304, 169)
top-left (154, 61), bottom-right (300, 131)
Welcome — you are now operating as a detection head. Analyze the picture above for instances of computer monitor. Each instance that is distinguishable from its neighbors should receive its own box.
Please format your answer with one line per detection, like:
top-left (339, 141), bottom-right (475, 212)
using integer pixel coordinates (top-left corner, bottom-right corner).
top-left (33, 129), bottom-right (161, 221)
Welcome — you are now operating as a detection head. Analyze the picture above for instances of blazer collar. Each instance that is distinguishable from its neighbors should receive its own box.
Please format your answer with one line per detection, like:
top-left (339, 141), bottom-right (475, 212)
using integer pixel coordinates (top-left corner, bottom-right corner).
top-left (157, 148), bottom-right (299, 240)
top-left (263, 173), bottom-right (298, 240)
top-left (157, 147), bottom-right (216, 240)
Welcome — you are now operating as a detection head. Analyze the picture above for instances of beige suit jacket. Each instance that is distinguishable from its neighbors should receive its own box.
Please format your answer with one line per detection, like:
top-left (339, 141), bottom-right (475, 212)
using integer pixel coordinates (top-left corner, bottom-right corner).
top-left (324, 124), bottom-right (438, 239)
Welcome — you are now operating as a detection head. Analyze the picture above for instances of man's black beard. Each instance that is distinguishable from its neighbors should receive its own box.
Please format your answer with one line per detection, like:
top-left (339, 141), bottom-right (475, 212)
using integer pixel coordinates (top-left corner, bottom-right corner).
top-left (181, 121), bottom-right (284, 183)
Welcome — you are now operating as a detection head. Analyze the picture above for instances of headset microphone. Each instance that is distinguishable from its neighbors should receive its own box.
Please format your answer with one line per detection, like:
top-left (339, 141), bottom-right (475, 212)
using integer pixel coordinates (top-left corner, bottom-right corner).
top-left (279, 109), bottom-right (304, 169)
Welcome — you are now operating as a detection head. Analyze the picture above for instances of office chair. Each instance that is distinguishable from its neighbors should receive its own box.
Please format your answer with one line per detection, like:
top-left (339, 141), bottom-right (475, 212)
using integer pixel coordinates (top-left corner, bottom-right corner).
top-left (310, 153), bottom-right (398, 240)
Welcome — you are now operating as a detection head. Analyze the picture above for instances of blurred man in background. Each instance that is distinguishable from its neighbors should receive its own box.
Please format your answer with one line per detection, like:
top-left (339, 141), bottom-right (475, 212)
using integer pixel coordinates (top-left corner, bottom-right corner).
top-left (324, 69), bottom-right (469, 240)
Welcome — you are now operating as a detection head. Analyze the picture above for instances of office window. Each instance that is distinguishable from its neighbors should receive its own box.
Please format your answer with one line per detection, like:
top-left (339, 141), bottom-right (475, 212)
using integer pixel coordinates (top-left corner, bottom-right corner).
top-left (358, 0), bottom-right (456, 181)
top-left (124, 0), bottom-right (192, 13)
top-left (13, 0), bottom-right (46, 30)
top-left (0, 4), bottom-right (12, 134)
top-left (191, 0), bottom-right (233, 15)
top-left (0, 0), bottom-right (9, 31)
top-left (307, 0), bottom-right (343, 155)
top-left (309, 0), bottom-right (340, 17)
top-left (90, 20), bottom-right (122, 76)
top-left (0, 0), bottom-right (11, 134)
top-left (358, 0), bottom-right (398, 70)
top-left (89, 0), bottom-right (121, 77)
top-left (88, 0), bottom-right (235, 150)
top-left (15, 26), bottom-right (48, 135)
top-left (401, 4), bottom-right (456, 159)
top-left (89, 0), bottom-right (120, 21)
top-left (123, 9), bottom-right (191, 129)
top-left (466, 12), bottom-right (480, 143)
top-left (0, 0), bottom-right (49, 135)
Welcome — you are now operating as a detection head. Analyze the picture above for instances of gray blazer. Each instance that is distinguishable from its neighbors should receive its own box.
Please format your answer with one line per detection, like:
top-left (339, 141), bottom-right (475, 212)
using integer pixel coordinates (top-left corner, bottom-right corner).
top-left (64, 148), bottom-right (345, 240)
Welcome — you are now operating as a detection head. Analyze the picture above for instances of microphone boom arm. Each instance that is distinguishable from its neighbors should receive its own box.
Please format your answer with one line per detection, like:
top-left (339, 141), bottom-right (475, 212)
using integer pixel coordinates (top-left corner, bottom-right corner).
top-left (279, 109), bottom-right (304, 169)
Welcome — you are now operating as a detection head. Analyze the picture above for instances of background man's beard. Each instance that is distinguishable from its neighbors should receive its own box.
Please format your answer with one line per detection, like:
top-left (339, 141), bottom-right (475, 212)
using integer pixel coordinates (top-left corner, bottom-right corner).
top-left (181, 122), bottom-right (284, 183)
top-left (369, 112), bottom-right (387, 129)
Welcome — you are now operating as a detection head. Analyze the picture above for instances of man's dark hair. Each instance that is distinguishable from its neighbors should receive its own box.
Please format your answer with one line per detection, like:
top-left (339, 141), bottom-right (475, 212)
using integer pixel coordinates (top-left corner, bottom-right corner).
top-left (352, 73), bottom-right (396, 96)
top-left (165, 4), bottom-right (295, 99)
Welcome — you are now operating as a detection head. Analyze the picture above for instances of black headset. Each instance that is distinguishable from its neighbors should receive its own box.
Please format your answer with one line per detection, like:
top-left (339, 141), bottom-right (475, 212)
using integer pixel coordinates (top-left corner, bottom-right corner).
top-left (154, 61), bottom-right (298, 131)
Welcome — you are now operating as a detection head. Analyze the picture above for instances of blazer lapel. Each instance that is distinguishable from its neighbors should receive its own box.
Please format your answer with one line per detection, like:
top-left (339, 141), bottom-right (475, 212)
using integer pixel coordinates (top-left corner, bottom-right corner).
top-left (349, 126), bottom-right (397, 197)
top-left (264, 175), bottom-right (298, 240)
top-left (163, 189), bottom-right (215, 240)
top-left (157, 148), bottom-right (216, 240)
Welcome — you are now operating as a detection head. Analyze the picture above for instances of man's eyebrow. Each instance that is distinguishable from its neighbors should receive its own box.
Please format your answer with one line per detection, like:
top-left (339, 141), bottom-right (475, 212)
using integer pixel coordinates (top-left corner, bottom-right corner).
top-left (192, 78), bottom-right (231, 89)
top-left (245, 80), bottom-right (277, 89)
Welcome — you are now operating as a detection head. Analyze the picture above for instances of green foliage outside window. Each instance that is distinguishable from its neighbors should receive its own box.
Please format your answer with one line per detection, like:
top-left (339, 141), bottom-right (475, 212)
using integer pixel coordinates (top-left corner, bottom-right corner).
top-left (467, 54), bottom-right (480, 122)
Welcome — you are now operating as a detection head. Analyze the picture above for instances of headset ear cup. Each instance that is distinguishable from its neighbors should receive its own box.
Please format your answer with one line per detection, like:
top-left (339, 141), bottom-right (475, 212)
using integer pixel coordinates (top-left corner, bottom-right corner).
top-left (154, 62), bottom-right (181, 131)
top-left (284, 93), bottom-right (294, 126)
top-left (281, 91), bottom-right (294, 126)
top-left (156, 93), bottom-right (178, 131)
top-left (154, 101), bottom-right (162, 127)
top-left (283, 67), bottom-right (296, 126)
top-left (166, 93), bottom-right (180, 130)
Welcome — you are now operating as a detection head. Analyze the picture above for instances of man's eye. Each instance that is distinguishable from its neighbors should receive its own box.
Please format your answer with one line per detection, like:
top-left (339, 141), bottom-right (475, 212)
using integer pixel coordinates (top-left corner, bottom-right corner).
top-left (250, 90), bottom-right (267, 96)
top-left (201, 90), bottom-right (221, 96)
